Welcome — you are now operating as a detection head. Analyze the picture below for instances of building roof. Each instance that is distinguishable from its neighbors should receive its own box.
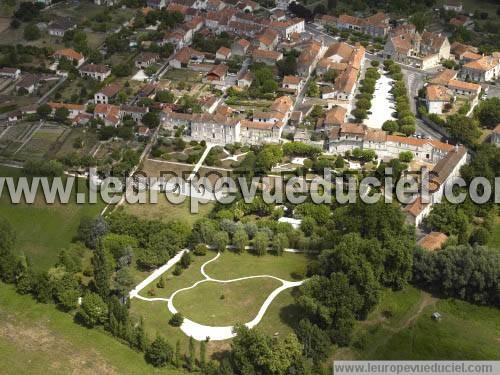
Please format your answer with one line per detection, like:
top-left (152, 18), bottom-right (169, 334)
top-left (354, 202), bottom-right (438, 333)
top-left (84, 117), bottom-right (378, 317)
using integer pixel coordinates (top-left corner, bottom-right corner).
top-left (0, 67), bottom-right (20, 74)
top-left (426, 84), bottom-right (453, 102)
top-left (421, 31), bottom-right (447, 51)
top-left (98, 83), bottom-right (121, 98)
top-left (240, 119), bottom-right (283, 130)
top-left (298, 40), bottom-right (322, 68)
top-left (49, 17), bottom-right (75, 31)
top-left (418, 232), bottom-right (448, 251)
top-left (430, 69), bottom-right (458, 85)
top-left (235, 38), bottom-right (250, 49)
top-left (431, 146), bottom-right (467, 186)
top-left (216, 46), bottom-right (231, 57)
top-left (387, 134), bottom-right (454, 153)
top-left (340, 122), bottom-right (366, 135)
top-left (450, 41), bottom-right (478, 57)
top-left (404, 196), bottom-right (430, 218)
top-left (462, 51), bottom-right (482, 61)
top-left (172, 46), bottom-right (204, 64)
top-left (324, 106), bottom-right (347, 126)
top-left (334, 67), bottom-right (358, 94)
top-left (48, 102), bottom-right (85, 111)
top-left (121, 105), bottom-right (148, 114)
top-left (282, 75), bottom-right (303, 85)
top-left (447, 79), bottom-right (481, 93)
top-left (16, 74), bottom-right (38, 88)
top-left (54, 48), bottom-right (83, 61)
top-left (324, 42), bottom-right (354, 60)
top-left (252, 49), bottom-right (283, 61)
top-left (365, 128), bottom-right (387, 143)
top-left (208, 64), bottom-right (228, 78)
top-left (257, 28), bottom-right (279, 47)
top-left (135, 52), bottom-right (159, 63)
top-left (79, 63), bottom-right (110, 74)
top-left (463, 56), bottom-right (500, 71)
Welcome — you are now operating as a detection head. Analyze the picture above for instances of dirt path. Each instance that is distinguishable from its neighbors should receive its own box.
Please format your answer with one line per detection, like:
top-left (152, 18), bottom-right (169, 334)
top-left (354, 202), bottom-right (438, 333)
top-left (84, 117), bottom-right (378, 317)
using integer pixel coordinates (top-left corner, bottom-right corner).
top-left (399, 291), bottom-right (438, 330)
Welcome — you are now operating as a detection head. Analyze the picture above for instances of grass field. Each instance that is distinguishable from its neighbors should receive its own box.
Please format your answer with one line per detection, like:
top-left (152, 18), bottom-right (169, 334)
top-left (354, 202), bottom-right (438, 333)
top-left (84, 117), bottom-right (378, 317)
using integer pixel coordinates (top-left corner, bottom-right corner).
top-left (121, 193), bottom-right (214, 227)
top-left (0, 166), bottom-right (105, 270)
top-left (334, 286), bottom-right (500, 360)
top-left (173, 278), bottom-right (282, 326)
top-left (0, 283), bottom-right (186, 375)
top-left (204, 251), bottom-right (309, 281)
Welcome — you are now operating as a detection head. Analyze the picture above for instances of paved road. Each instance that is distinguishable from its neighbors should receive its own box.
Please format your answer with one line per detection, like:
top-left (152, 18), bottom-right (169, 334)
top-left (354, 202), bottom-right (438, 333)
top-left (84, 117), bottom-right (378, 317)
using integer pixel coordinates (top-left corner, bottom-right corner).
top-left (305, 23), bottom-right (339, 46)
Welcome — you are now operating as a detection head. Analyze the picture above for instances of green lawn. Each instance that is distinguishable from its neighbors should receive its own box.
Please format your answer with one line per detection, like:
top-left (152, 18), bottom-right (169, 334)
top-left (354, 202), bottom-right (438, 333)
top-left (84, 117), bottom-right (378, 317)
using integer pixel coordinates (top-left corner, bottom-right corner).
top-left (121, 194), bottom-right (214, 227)
top-left (0, 283), bottom-right (186, 375)
top-left (172, 278), bottom-right (282, 326)
top-left (203, 250), bottom-right (310, 281)
top-left (336, 286), bottom-right (500, 360)
top-left (0, 166), bottom-right (105, 270)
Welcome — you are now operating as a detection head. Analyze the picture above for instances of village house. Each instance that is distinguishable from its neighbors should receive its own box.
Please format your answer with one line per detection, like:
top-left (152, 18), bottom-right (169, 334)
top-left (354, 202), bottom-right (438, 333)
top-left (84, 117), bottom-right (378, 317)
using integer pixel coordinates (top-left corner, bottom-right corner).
top-left (79, 64), bottom-right (111, 81)
top-left (169, 47), bottom-right (205, 68)
top-left (429, 69), bottom-right (481, 97)
top-left (200, 95), bottom-right (221, 114)
top-left (135, 52), bottom-right (160, 69)
top-left (297, 40), bottom-right (323, 77)
top-left (147, 0), bottom-right (166, 9)
top-left (425, 85), bottom-right (454, 114)
top-left (404, 146), bottom-right (467, 226)
top-left (270, 9), bottom-right (286, 21)
top-left (15, 74), bottom-right (38, 94)
top-left (231, 38), bottom-right (251, 57)
top-left (266, 18), bottom-right (305, 39)
top-left (459, 55), bottom-right (500, 82)
top-left (252, 49), bottom-right (283, 65)
top-left (215, 46), bottom-right (232, 61)
top-left (256, 29), bottom-right (279, 51)
top-left (442, 0), bottom-right (462, 12)
top-left (335, 12), bottom-right (390, 38)
top-left (53, 48), bottom-right (85, 67)
top-left (206, 0), bottom-right (225, 12)
top-left (120, 105), bottom-right (149, 122)
top-left (282, 75), bottom-right (304, 94)
top-left (449, 15), bottom-right (473, 29)
top-left (450, 42), bottom-right (479, 61)
top-left (0, 67), bottom-right (21, 79)
top-left (237, 70), bottom-right (253, 87)
top-left (94, 103), bottom-right (121, 127)
top-left (48, 102), bottom-right (85, 119)
top-left (323, 106), bottom-right (347, 130)
top-left (94, 83), bottom-right (121, 104)
top-left (206, 64), bottom-right (228, 82)
top-left (48, 18), bottom-right (76, 37)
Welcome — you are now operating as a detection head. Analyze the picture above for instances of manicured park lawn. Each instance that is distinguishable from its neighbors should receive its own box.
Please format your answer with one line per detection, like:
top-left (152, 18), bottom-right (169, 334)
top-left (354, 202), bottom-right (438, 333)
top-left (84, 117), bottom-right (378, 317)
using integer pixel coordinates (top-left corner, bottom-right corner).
top-left (172, 278), bottom-right (282, 326)
top-left (203, 250), bottom-right (309, 281)
top-left (0, 167), bottom-right (105, 270)
top-left (0, 283), bottom-right (185, 375)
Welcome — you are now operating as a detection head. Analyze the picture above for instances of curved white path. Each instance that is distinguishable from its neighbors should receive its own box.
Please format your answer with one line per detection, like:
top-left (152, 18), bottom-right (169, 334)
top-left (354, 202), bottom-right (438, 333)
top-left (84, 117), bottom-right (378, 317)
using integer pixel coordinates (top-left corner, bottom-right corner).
top-left (130, 252), bottom-right (305, 341)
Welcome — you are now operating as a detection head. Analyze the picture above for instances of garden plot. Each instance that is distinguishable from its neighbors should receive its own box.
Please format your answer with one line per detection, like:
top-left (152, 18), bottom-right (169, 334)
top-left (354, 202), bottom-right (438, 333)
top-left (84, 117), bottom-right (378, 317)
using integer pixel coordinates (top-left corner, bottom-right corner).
top-left (364, 73), bottom-right (396, 129)
top-left (15, 124), bottom-right (68, 161)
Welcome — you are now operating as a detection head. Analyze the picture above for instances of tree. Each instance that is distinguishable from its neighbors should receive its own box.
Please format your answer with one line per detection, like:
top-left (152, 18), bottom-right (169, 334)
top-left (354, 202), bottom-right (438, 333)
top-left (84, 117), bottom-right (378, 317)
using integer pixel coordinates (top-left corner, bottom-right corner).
top-left (142, 112), bottom-right (159, 128)
top-left (37, 104), bottom-right (52, 119)
top-left (233, 228), bottom-right (248, 253)
top-left (155, 90), bottom-right (175, 103)
top-left (115, 267), bottom-right (134, 297)
top-left (169, 312), bottom-right (184, 327)
top-left (145, 335), bottom-right (173, 367)
top-left (410, 12), bottom-right (427, 32)
top-left (296, 319), bottom-right (330, 363)
top-left (174, 340), bottom-right (181, 368)
top-left (253, 231), bottom-right (269, 256)
top-left (24, 23), bottom-right (40, 40)
top-left (180, 251), bottom-right (192, 269)
top-left (193, 243), bottom-right (208, 256)
top-left (474, 97), bottom-right (500, 129)
top-left (78, 216), bottom-right (108, 249)
top-left (0, 216), bottom-right (17, 283)
top-left (211, 231), bottom-right (229, 252)
top-left (54, 107), bottom-right (70, 123)
top-left (157, 276), bottom-right (165, 288)
top-left (92, 244), bottom-right (112, 298)
top-left (78, 292), bottom-right (108, 327)
top-left (187, 336), bottom-right (196, 371)
top-left (399, 151), bottom-right (413, 163)
top-left (200, 341), bottom-right (206, 368)
top-left (272, 233), bottom-right (289, 256)
top-left (231, 325), bottom-right (302, 374)
top-left (307, 79), bottom-right (320, 97)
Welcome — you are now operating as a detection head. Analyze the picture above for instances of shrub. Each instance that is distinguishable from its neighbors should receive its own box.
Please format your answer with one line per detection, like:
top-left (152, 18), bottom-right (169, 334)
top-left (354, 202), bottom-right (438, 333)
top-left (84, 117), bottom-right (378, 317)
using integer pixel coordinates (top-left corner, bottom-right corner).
top-left (193, 244), bottom-right (208, 256)
top-left (169, 313), bottom-right (184, 327)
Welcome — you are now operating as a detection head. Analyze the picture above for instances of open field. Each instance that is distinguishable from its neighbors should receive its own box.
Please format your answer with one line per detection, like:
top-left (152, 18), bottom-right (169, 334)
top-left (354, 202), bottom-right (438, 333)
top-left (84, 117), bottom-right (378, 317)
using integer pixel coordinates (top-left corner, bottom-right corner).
top-left (0, 166), bottom-right (105, 270)
top-left (0, 283), bottom-right (185, 375)
top-left (173, 278), bottom-right (282, 326)
top-left (334, 286), bottom-right (500, 360)
top-left (15, 125), bottom-right (69, 161)
top-left (121, 194), bottom-right (215, 227)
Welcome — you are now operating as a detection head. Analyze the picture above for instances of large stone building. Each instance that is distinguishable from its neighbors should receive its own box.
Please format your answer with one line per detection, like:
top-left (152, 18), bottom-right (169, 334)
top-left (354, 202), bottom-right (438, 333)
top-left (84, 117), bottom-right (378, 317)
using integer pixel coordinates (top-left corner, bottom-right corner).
top-left (383, 25), bottom-right (450, 69)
